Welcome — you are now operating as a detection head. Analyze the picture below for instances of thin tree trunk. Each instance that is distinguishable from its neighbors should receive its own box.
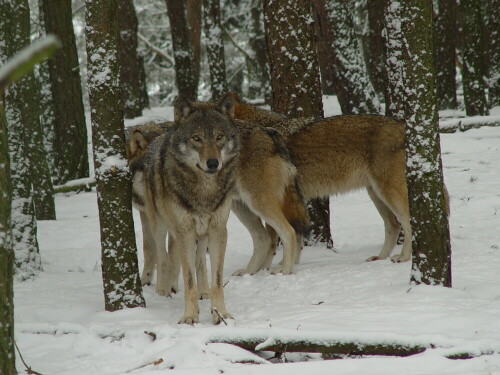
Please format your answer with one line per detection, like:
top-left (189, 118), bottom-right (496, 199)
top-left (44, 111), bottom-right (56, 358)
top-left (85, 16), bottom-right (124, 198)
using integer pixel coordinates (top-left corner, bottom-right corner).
top-left (435, 0), bottom-right (457, 110)
top-left (42, 0), bottom-right (89, 184)
top-left (1, 0), bottom-right (42, 280)
top-left (165, 0), bottom-right (199, 101)
top-left (118, 0), bottom-right (150, 118)
top-left (246, 0), bottom-right (271, 101)
top-left (398, 1), bottom-right (452, 286)
top-left (324, 0), bottom-right (380, 114)
top-left (187, 0), bottom-right (203, 83)
top-left (203, 0), bottom-right (228, 101)
top-left (459, 0), bottom-right (489, 116)
top-left (485, 0), bottom-right (499, 107)
top-left (311, 0), bottom-right (336, 95)
top-left (263, 0), bottom-right (332, 248)
top-left (0, 93), bottom-right (15, 375)
top-left (86, 0), bottom-right (146, 311)
top-left (365, 0), bottom-right (388, 100)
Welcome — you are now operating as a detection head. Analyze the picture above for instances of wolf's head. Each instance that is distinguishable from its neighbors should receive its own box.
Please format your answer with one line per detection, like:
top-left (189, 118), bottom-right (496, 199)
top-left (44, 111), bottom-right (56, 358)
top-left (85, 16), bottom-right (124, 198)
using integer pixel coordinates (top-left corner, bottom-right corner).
top-left (171, 94), bottom-right (240, 174)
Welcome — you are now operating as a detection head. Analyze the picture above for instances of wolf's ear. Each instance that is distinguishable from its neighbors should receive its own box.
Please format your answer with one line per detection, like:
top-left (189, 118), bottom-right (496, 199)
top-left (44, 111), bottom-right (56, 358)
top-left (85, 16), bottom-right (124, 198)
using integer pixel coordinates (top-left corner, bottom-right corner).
top-left (130, 130), bottom-right (149, 156)
top-left (174, 95), bottom-right (195, 122)
top-left (217, 93), bottom-right (235, 119)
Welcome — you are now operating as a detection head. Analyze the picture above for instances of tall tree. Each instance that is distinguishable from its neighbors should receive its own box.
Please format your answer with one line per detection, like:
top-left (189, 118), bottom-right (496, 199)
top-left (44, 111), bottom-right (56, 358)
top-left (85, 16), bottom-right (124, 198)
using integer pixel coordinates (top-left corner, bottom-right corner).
top-left (187, 0), bottom-right (203, 85)
top-left (0, 83), bottom-right (15, 375)
top-left (203, 0), bottom-right (228, 100)
top-left (165, 0), bottom-right (199, 101)
top-left (86, 0), bottom-right (146, 311)
top-left (42, 0), bottom-right (89, 183)
top-left (246, 0), bottom-right (271, 100)
top-left (311, 0), bottom-right (336, 95)
top-left (1, 0), bottom-right (43, 280)
top-left (118, 0), bottom-right (150, 118)
top-left (390, 0), bottom-right (452, 286)
top-left (485, 0), bottom-right (499, 107)
top-left (364, 0), bottom-right (388, 100)
top-left (323, 0), bottom-right (380, 114)
top-left (458, 0), bottom-right (489, 116)
top-left (264, 0), bottom-right (332, 248)
top-left (435, 0), bottom-right (457, 110)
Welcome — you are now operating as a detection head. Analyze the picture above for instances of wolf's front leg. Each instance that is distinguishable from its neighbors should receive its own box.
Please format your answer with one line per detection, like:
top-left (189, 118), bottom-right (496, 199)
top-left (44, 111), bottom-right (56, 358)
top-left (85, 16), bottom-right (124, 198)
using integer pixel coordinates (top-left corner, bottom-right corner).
top-left (208, 224), bottom-right (233, 324)
top-left (196, 236), bottom-right (210, 300)
top-left (174, 231), bottom-right (199, 324)
top-left (166, 235), bottom-right (180, 294)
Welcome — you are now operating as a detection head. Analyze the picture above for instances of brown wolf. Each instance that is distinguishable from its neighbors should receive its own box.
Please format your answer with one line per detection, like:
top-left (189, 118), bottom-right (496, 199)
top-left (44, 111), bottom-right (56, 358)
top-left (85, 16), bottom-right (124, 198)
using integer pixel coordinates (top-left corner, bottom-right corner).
top-left (130, 95), bottom-right (240, 324)
top-left (231, 94), bottom-right (449, 272)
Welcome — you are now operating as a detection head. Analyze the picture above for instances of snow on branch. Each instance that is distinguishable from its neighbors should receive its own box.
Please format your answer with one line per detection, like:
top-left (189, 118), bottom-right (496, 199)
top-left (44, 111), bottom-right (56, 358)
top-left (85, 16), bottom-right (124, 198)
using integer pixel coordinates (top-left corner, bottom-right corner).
top-left (439, 114), bottom-right (500, 133)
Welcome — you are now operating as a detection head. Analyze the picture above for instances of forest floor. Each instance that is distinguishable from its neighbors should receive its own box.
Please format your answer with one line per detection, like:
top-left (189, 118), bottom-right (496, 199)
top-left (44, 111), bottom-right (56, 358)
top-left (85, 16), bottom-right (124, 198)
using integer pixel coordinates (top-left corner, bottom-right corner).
top-left (13, 98), bottom-right (500, 374)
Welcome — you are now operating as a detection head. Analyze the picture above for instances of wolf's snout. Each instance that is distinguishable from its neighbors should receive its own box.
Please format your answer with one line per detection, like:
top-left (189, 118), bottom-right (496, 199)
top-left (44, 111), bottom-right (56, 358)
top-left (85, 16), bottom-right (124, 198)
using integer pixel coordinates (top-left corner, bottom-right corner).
top-left (206, 158), bottom-right (220, 172)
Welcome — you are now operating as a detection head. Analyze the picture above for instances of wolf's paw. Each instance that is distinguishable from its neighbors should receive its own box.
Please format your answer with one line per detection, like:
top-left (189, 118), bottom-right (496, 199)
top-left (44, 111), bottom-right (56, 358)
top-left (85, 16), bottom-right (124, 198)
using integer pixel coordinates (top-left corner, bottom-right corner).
top-left (178, 315), bottom-right (199, 325)
top-left (141, 272), bottom-right (153, 286)
top-left (270, 265), bottom-right (293, 275)
top-left (391, 253), bottom-right (410, 263)
top-left (156, 285), bottom-right (174, 297)
top-left (365, 255), bottom-right (383, 262)
top-left (232, 268), bottom-right (248, 276)
top-left (211, 308), bottom-right (234, 325)
top-left (199, 291), bottom-right (210, 300)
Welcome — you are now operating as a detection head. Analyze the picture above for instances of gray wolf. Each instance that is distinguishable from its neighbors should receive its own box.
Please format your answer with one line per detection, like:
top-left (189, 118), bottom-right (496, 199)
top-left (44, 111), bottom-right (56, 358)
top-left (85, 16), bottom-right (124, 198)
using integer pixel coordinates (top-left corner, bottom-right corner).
top-left (231, 94), bottom-right (450, 272)
top-left (129, 95), bottom-right (240, 324)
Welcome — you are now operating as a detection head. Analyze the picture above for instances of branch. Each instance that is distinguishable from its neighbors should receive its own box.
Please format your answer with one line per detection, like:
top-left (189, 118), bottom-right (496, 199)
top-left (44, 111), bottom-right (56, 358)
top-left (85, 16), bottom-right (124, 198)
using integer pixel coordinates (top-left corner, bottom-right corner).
top-left (14, 340), bottom-right (45, 375)
top-left (137, 32), bottom-right (174, 67)
top-left (53, 178), bottom-right (96, 194)
top-left (439, 116), bottom-right (500, 133)
top-left (0, 35), bottom-right (61, 92)
top-left (222, 27), bottom-right (253, 60)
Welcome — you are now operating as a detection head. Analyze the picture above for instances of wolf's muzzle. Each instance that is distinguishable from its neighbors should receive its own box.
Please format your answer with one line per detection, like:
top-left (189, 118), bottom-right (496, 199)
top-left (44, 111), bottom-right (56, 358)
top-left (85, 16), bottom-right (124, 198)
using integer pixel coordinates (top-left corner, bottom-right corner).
top-left (206, 158), bottom-right (220, 174)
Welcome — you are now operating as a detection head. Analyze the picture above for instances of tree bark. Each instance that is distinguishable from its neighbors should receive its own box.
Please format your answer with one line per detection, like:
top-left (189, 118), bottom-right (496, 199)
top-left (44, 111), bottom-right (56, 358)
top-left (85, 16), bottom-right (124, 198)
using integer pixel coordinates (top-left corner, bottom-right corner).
top-left (398, 1), bottom-right (452, 286)
top-left (1, 0), bottom-right (43, 280)
top-left (365, 0), bottom-right (388, 100)
top-left (458, 0), bottom-right (489, 116)
top-left (246, 0), bottom-right (271, 101)
top-left (485, 0), bottom-right (499, 107)
top-left (323, 0), bottom-right (380, 115)
top-left (203, 0), bottom-right (228, 101)
top-left (263, 0), bottom-right (332, 248)
top-left (311, 0), bottom-right (336, 95)
top-left (435, 0), bottom-right (457, 110)
top-left (86, 0), bottom-right (146, 311)
top-left (187, 0), bottom-right (203, 84)
top-left (0, 93), bottom-right (15, 375)
top-left (117, 0), bottom-right (150, 118)
top-left (42, 0), bottom-right (89, 183)
top-left (165, 0), bottom-right (199, 101)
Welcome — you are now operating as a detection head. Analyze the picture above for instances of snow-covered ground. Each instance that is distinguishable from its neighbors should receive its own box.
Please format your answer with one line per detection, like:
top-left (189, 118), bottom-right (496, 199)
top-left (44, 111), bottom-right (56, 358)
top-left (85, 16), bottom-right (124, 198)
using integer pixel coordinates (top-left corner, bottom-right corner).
top-left (13, 99), bottom-right (500, 374)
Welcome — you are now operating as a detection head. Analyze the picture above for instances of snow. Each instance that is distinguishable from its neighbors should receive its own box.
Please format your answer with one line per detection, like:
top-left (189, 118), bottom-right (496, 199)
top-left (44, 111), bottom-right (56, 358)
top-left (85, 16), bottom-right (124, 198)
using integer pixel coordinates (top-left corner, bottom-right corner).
top-left (13, 98), bottom-right (500, 374)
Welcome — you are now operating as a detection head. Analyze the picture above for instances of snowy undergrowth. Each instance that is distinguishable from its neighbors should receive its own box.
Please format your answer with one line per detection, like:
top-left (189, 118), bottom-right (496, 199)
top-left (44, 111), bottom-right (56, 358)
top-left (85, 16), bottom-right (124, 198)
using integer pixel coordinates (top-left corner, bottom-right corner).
top-left (13, 99), bottom-right (500, 374)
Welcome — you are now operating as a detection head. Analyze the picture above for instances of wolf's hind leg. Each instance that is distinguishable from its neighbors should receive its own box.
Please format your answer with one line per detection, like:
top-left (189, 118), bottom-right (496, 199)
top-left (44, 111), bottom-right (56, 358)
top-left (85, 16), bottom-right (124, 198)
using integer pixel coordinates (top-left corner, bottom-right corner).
top-left (231, 201), bottom-right (272, 275)
top-left (196, 236), bottom-right (210, 300)
top-left (140, 211), bottom-right (156, 285)
top-left (151, 219), bottom-right (171, 296)
top-left (365, 186), bottom-right (400, 262)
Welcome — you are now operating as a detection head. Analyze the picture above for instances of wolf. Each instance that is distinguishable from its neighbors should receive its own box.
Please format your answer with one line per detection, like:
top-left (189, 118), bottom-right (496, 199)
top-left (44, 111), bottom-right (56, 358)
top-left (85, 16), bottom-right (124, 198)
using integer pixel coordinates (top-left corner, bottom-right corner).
top-left (129, 95), bottom-right (240, 324)
top-left (230, 94), bottom-right (450, 274)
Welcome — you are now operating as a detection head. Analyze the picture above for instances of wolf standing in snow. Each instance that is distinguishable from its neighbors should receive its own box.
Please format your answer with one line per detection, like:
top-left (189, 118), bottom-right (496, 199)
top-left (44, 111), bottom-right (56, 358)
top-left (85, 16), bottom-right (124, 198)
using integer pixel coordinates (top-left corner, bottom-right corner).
top-left (129, 95), bottom-right (240, 324)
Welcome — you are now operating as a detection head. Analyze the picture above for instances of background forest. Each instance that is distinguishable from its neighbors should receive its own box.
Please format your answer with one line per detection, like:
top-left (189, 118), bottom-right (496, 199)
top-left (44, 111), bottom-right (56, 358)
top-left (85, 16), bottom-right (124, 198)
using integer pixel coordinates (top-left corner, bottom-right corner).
top-left (1, 0), bottom-right (500, 374)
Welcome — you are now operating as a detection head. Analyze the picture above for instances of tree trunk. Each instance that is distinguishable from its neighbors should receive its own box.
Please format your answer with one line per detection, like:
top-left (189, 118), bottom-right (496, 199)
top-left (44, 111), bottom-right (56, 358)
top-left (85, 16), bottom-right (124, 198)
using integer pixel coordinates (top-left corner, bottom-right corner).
top-left (0, 93), bottom-right (15, 375)
top-left (263, 0), bottom-right (332, 248)
top-left (398, 1), bottom-right (452, 286)
top-left (365, 0), bottom-right (388, 101)
top-left (42, 0), bottom-right (89, 184)
top-left (485, 0), bottom-right (499, 107)
top-left (36, 2), bottom-right (57, 180)
top-left (203, 0), bottom-right (228, 101)
top-left (246, 0), bottom-right (271, 101)
top-left (323, 0), bottom-right (380, 115)
top-left (86, 0), bottom-right (146, 311)
top-left (117, 0), bottom-right (150, 119)
top-left (187, 0), bottom-right (203, 84)
top-left (1, 0), bottom-right (43, 280)
top-left (311, 0), bottom-right (336, 95)
top-left (458, 0), bottom-right (489, 116)
top-left (435, 0), bottom-right (457, 110)
top-left (384, 1), bottom-right (405, 119)
top-left (165, 0), bottom-right (199, 101)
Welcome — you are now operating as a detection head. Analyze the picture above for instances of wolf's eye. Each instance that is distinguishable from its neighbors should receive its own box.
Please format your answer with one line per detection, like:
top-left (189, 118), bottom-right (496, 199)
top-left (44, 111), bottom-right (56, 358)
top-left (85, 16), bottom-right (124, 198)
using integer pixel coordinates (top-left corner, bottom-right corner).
top-left (216, 134), bottom-right (224, 140)
top-left (192, 135), bottom-right (201, 142)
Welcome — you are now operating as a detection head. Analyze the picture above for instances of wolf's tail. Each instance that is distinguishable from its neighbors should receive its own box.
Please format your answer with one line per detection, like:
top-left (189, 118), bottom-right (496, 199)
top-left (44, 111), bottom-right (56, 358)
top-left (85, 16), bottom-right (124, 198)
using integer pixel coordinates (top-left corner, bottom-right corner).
top-left (282, 179), bottom-right (311, 235)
